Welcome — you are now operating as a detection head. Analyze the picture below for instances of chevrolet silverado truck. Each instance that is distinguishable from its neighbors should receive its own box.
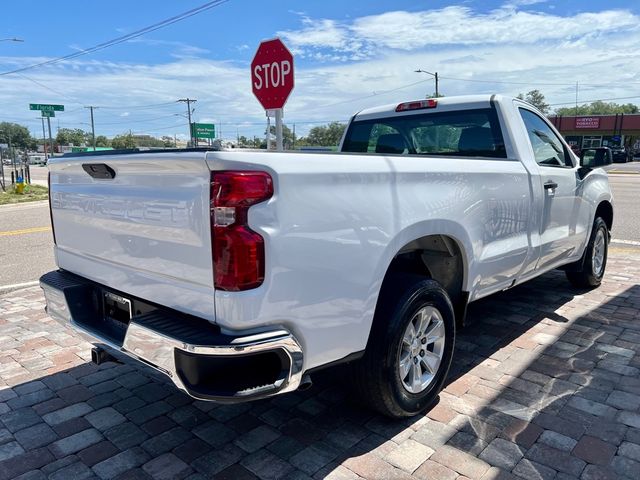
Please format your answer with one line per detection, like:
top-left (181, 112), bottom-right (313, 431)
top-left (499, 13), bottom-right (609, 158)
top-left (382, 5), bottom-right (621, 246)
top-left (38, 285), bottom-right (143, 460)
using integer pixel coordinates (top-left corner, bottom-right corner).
top-left (40, 95), bottom-right (613, 418)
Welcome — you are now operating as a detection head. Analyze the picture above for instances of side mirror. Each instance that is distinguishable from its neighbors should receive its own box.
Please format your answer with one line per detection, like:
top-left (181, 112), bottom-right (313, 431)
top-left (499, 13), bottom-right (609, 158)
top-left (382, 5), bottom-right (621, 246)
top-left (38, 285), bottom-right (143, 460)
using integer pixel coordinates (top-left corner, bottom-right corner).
top-left (580, 148), bottom-right (612, 168)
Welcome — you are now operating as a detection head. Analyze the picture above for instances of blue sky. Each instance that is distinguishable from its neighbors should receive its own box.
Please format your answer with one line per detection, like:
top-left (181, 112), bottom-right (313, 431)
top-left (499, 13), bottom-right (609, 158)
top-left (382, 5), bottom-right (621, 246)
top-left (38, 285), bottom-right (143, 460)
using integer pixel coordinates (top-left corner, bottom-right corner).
top-left (2, 0), bottom-right (640, 141)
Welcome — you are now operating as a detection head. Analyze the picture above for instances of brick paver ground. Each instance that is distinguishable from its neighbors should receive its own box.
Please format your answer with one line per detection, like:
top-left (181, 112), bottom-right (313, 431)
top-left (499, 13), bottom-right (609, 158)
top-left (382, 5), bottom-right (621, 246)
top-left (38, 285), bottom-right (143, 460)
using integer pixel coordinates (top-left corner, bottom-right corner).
top-left (1, 252), bottom-right (639, 479)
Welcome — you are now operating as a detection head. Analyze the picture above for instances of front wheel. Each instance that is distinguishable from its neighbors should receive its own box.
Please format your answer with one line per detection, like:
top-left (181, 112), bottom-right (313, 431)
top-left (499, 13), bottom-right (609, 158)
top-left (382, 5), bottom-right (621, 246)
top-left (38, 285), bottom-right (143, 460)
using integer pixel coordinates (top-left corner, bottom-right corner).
top-left (566, 217), bottom-right (608, 288)
top-left (351, 276), bottom-right (456, 418)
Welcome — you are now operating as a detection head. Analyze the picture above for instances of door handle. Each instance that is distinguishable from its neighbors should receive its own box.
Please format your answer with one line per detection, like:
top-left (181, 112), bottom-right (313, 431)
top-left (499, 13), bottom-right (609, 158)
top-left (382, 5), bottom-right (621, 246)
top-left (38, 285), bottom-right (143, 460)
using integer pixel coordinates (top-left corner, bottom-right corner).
top-left (544, 181), bottom-right (558, 190)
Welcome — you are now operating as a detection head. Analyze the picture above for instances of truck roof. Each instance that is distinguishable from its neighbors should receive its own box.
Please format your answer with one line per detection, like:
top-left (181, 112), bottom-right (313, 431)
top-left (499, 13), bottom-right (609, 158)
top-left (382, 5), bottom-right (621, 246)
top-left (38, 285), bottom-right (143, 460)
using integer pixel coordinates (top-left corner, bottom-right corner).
top-left (353, 94), bottom-right (507, 120)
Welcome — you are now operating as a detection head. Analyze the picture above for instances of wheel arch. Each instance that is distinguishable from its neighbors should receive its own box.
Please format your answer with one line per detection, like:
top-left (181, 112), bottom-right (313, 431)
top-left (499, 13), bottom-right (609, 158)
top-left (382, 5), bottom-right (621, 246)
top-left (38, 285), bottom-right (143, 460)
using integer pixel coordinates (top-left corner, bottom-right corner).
top-left (370, 222), bottom-right (473, 329)
top-left (595, 200), bottom-right (613, 234)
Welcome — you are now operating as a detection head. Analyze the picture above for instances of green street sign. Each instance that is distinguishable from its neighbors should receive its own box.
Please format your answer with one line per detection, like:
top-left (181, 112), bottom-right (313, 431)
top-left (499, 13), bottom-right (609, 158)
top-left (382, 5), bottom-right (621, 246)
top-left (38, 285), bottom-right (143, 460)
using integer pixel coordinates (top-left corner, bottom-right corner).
top-left (191, 123), bottom-right (215, 139)
top-left (29, 103), bottom-right (64, 112)
top-left (41, 110), bottom-right (55, 118)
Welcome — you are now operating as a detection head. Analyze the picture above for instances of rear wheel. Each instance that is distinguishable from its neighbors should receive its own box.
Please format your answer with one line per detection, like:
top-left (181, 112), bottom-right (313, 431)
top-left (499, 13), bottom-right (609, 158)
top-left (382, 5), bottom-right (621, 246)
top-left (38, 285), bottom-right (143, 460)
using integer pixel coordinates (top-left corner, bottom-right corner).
top-left (351, 275), bottom-right (455, 418)
top-left (566, 217), bottom-right (608, 288)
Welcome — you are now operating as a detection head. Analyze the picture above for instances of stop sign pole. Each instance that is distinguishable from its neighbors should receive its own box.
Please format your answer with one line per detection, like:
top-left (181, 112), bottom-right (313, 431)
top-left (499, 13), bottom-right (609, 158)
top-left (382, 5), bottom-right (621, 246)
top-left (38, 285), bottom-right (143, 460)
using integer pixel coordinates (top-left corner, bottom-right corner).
top-left (251, 38), bottom-right (294, 151)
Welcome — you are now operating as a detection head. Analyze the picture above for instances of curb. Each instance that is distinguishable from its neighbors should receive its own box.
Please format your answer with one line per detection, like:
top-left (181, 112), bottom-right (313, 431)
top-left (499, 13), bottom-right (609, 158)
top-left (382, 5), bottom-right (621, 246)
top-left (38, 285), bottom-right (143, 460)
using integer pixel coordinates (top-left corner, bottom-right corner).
top-left (0, 280), bottom-right (40, 295)
top-left (0, 200), bottom-right (49, 211)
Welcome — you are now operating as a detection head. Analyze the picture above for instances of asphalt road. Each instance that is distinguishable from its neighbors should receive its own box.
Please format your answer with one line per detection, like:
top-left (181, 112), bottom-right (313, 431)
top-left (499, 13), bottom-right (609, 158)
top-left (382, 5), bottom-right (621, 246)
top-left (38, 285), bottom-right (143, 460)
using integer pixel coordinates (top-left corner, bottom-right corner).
top-left (609, 175), bottom-right (639, 243)
top-left (605, 160), bottom-right (640, 175)
top-left (0, 174), bottom-right (637, 290)
top-left (27, 165), bottom-right (48, 186)
top-left (0, 201), bottom-right (55, 290)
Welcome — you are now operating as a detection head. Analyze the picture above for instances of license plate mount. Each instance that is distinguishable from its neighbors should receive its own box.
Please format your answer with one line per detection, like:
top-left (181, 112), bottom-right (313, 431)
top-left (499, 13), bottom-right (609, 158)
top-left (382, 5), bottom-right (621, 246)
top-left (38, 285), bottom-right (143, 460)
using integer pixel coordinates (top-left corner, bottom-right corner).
top-left (103, 291), bottom-right (132, 325)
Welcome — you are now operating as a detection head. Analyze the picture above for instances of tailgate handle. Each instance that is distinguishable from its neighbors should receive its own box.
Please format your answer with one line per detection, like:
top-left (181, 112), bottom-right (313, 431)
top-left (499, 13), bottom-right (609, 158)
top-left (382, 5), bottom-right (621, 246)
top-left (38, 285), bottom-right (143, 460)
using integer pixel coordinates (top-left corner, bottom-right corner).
top-left (82, 163), bottom-right (116, 180)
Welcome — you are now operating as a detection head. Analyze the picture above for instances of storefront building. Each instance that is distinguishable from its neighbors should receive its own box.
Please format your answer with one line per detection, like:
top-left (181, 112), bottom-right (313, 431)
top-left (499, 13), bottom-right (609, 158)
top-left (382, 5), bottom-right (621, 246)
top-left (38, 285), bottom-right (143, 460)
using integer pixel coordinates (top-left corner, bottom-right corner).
top-left (548, 114), bottom-right (640, 152)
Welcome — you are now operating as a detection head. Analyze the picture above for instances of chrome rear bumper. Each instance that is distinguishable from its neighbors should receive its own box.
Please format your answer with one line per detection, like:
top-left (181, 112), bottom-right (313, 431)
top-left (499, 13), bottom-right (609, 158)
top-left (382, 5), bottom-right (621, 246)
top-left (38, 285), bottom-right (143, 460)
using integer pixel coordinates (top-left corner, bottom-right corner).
top-left (40, 270), bottom-right (304, 402)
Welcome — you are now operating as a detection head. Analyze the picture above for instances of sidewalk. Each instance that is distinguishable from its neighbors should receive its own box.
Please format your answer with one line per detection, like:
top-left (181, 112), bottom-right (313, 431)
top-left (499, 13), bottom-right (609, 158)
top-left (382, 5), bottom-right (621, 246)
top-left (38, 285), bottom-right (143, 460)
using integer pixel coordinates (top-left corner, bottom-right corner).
top-left (1, 253), bottom-right (639, 479)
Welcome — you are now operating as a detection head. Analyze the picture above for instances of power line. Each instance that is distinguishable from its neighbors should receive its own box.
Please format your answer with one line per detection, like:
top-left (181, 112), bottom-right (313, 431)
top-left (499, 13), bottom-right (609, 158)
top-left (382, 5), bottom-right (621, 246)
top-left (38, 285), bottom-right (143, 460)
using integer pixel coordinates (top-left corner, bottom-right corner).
top-left (438, 74), bottom-right (640, 88)
top-left (0, 0), bottom-right (229, 76)
top-left (14, 73), bottom-right (83, 104)
top-left (438, 75), bottom-right (577, 87)
top-left (131, 122), bottom-right (187, 134)
top-left (98, 101), bottom-right (179, 110)
top-left (96, 114), bottom-right (178, 126)
top-left (548, 95), bottom-right (640, 107)
top-left (314, 78), bottom-right (431, 109)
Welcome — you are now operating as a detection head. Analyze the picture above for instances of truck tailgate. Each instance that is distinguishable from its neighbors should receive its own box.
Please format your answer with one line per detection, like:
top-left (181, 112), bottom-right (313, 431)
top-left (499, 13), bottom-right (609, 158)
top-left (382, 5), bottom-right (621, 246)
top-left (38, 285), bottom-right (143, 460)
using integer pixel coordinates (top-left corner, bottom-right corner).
top-left (48, 152), bottom-right (215, 321)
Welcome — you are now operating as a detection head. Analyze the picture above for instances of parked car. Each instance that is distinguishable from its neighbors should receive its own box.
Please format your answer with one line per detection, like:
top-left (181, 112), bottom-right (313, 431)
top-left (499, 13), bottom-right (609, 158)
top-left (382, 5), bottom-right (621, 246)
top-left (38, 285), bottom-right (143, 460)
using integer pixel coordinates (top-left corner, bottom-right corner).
top-left (569, 144), bottom-right (581, 157)
top-left (26, 154), bottom-right (48, 165)
top-left (41, 95), bottom-right (614, 418)
top-left (611, 146), bottom-right (629, 163)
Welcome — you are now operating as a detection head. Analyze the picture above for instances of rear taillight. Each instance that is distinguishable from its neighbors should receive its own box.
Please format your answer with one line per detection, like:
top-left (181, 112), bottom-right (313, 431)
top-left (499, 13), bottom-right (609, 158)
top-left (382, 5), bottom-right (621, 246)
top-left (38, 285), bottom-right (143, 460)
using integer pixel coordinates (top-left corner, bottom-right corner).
top-left (395, 99), bottom-right (437, 112)
top-left (211, 171), bottom-right (273, 291)
top-left (48, 171), bottom-right (56, 245)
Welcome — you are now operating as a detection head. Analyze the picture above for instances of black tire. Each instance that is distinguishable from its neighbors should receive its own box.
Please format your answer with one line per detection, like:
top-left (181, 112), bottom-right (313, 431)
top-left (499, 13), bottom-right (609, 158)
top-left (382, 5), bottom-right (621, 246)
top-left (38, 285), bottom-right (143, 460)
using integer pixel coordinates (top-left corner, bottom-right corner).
top-left (566, 217), bottom-right (608, 288)
top-left (351, 275), bottom-right (456, 418)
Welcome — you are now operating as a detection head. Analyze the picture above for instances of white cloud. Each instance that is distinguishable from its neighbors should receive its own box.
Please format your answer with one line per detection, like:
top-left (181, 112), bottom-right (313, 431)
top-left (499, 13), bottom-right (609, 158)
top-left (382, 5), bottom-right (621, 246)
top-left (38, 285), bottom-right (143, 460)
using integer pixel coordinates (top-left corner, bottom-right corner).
top-left (279, 6), bottom-right (639, 56)
top-left (126, 38), bottom-right (210, 57)
top-left (279, 17), bottom-right (351, 53)
top-left (2, 4), bottom-right (640, 140)
top-left (502, 0), bottom-right (549, 7)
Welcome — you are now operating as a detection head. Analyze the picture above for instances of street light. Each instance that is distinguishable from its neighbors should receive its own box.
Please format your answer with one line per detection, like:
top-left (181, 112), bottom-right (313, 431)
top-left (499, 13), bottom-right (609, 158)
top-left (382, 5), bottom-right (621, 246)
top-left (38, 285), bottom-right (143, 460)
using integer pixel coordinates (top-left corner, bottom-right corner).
top-left (0, 38), bottom-right (24, 43)
top-left (415, 69), bottom-right (439, 98)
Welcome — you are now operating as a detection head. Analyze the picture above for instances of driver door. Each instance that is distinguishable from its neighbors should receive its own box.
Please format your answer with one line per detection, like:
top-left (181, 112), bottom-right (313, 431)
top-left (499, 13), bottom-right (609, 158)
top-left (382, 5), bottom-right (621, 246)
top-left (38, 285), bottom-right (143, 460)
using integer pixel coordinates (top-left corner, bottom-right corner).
top-left (518, 108), bottom-right (588, 270)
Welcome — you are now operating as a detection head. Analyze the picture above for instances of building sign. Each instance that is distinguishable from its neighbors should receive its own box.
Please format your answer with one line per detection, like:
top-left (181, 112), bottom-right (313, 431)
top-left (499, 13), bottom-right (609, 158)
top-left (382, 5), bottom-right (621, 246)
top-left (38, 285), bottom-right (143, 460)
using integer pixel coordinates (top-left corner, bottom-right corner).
top-left (575, 117), bottom-right (600, 129)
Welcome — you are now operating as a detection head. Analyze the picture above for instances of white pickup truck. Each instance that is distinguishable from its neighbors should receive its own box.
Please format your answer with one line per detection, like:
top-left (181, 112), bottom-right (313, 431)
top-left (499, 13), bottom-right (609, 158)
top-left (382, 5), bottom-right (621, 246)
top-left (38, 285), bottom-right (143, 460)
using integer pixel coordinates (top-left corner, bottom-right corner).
top-left (41, 95), bottom-right (613, 417)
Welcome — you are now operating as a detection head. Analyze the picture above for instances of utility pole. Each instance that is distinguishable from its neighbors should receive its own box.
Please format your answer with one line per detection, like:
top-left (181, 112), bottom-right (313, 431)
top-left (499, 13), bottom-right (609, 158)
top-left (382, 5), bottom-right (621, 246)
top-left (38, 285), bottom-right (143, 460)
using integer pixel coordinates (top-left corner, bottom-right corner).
top-left (86, 106), bottom-right (98, 151)
top-left (415, 69), bottom-right (439, 98)
top-left (275, 110), bottom-right (283, 151)
top-left (266, 115), bottom-right (271, 150)
top-left (178, 98), bottom-right (196, 146)
top-left (292, 123), bottom-right (296, 150)
top-left (575, 81), bottom-right (579, 117)
top-left (47, 116), bottom-right (54, 158)
top-left (41, 117), bottom-right (48, 162)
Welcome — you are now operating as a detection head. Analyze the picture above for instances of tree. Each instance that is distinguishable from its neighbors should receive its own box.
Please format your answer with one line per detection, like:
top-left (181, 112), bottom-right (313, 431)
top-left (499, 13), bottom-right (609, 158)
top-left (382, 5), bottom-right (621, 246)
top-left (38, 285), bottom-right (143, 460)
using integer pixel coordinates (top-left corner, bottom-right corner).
top-left (132, 135), bottom-right (165, 148)
top-left (0, 122), bottom-right (33, 149)
top-left (300, 122), bottom-right (346, 147)
top-left (111, 133), bottom-right (136, 149)
top-left (251, 136), bottom-right (265, 149)
top-left (555, 101), bottom-right (639, 116)
top-left (517, 90), bottom-right (550, 115)
top-left (161, 136), bottom-right (175, 147)
top-left (267, 124), bottom-right (295, 149)
top-left (56, 128), bottom-right (90, 146)
top-left (95, 135), bottom-right (110, 148)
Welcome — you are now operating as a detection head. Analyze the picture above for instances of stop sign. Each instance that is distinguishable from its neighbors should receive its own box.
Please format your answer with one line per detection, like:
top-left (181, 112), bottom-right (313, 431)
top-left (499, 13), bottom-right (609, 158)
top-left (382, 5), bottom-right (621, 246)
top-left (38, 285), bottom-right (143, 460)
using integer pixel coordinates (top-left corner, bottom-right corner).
top-left (251, 38), bottom-right (294, 110)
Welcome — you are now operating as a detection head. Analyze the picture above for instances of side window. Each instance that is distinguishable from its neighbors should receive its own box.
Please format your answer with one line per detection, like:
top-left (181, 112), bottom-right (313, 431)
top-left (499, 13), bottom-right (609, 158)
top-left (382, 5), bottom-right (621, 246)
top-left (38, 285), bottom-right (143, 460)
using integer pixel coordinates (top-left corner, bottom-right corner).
top-left (519, 108), bottom-right (572, 167)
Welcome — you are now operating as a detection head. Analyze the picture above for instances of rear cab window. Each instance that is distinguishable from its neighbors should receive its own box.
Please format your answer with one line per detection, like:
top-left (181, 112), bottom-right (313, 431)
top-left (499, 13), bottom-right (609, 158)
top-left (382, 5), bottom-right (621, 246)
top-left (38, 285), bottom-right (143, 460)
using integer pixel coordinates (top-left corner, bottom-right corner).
top-left (342, 108), bottom-right (507, 159)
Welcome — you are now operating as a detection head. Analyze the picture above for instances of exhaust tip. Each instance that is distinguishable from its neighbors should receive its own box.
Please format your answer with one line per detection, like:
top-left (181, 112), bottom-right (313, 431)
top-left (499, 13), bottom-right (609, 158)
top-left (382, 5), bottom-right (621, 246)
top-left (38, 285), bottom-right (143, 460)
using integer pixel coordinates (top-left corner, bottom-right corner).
top-left (91, 346), bottom-right (117, 365)
top-left (298, 374), bottom-right (313, 391)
